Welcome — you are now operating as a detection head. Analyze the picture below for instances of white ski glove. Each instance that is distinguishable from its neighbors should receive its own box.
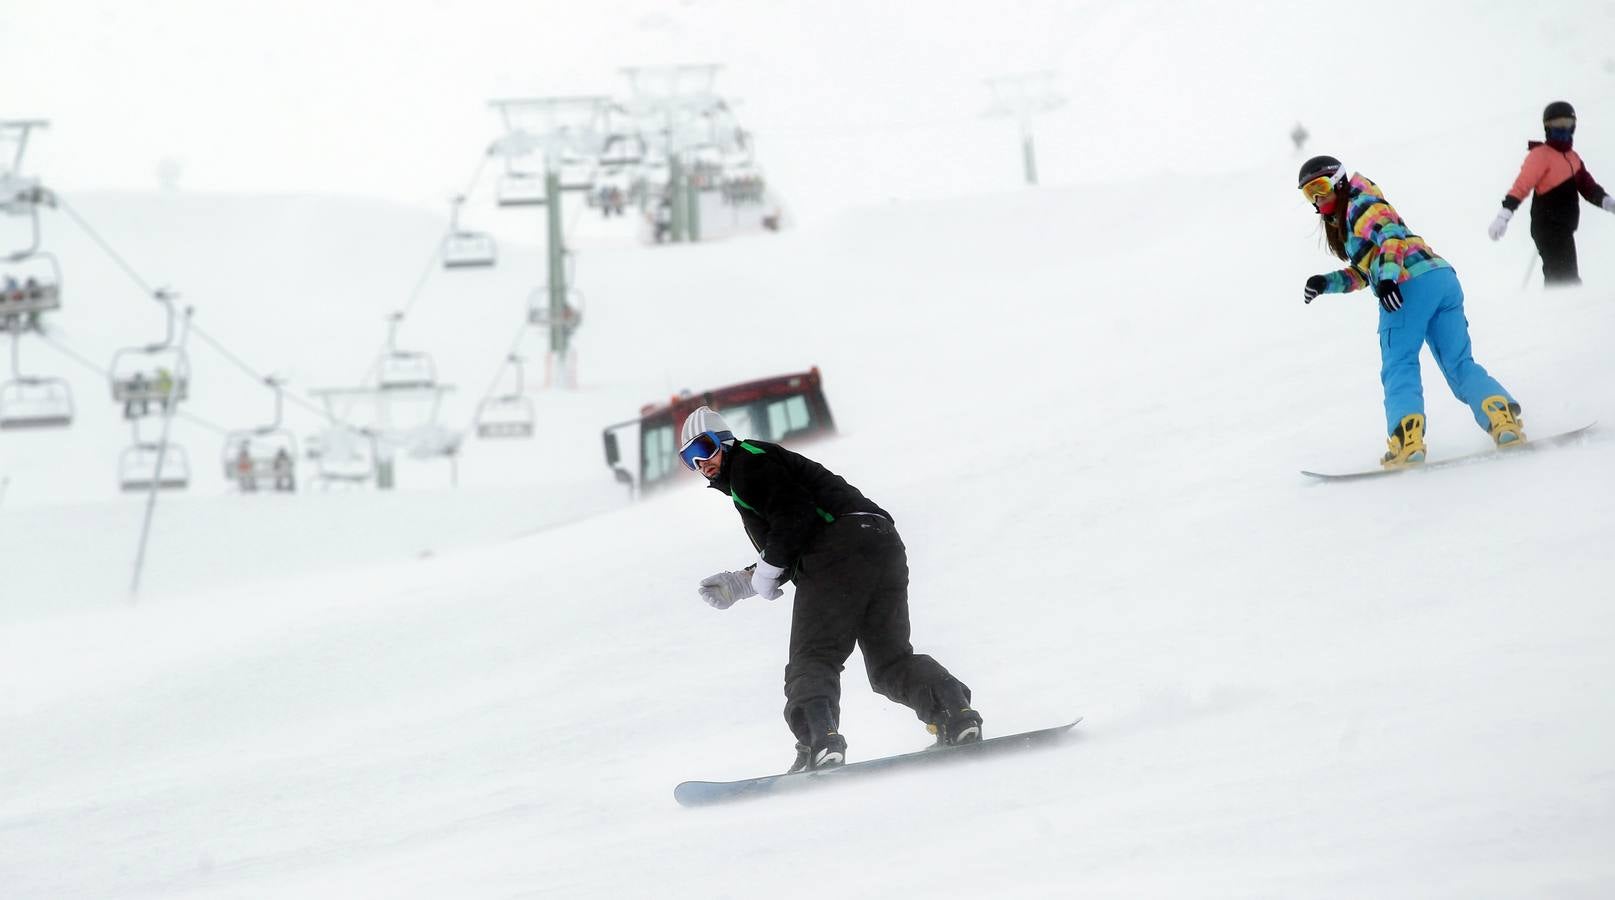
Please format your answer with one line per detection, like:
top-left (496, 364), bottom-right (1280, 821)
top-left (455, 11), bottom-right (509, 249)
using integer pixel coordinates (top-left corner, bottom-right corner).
top-left (698, 570), bottom-right (756, 610)
top-left (750, 558), bottom-right (786, 601)
top-left (1487, 208), bottom-right (1512, 241)
top-left (1603, 195), bottom-right (1615, 213)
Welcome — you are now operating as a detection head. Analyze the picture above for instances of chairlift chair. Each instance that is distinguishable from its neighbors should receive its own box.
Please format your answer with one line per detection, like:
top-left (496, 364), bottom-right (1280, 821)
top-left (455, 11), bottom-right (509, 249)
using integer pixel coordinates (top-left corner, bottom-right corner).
top-left (442, 232), bottom-right (497, 268)
top-left (476, 354), bottom-right (535, 439)
top-left (109, 290), bottom-right (190, 416)
top-left (379, 350), bottom-right (437, 390)
top-left (313, 427), bottom-right (375, 488)
top-left (527, 287), bottom-right (585, 331)
top-left (378, 312), bottom-right (438, 390)
top-left (496, 172), bottom-right (548, 207)
top-left (0, 376), bottom-right (73, 429)
top-left (1, 327), bottom-right (73, 429)
top-left (476, 395), bottom-right (536, 439)
top-left (600, 133), bottom-right (647, 170)
top-left (559, 153), bottom-right (599, 192)
top-left (0, 174), bottom-right (50, 218)
top-left (1, 183), bottom-right (47, 258)
top-left (0, 251), bottom-right (63, 321)
top-left (110, 345), bottom-right (190, 414)
top-left (118, 442), bottom-right (191, 492)
top-left (1, 121), bottom-right (53, 218)
top-left (221, 430), bottom-right (297, 488)
top-left (441, 194), bottom-right (497, 269)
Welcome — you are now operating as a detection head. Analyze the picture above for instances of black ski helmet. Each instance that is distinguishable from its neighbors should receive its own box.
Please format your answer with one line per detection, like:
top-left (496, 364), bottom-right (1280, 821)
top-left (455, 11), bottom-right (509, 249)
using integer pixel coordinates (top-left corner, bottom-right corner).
top-left (1297, 154), bottom-right (1345, 189)
top-left (1543, 100), bottom-right (1576, 122)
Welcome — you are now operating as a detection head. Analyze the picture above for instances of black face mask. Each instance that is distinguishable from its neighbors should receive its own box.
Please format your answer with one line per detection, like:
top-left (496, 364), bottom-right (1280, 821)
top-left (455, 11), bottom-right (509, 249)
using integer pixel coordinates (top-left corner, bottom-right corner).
top-left (1546, 126), bottom-right (1575, 149)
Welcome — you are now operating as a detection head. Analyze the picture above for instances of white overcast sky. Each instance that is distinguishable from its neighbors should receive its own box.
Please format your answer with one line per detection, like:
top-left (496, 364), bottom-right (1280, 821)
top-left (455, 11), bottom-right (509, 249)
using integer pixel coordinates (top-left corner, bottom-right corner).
top-left (4, 1), bottom-right (1611, 220)
top-left (1, 0), bottom-right (1086, 214)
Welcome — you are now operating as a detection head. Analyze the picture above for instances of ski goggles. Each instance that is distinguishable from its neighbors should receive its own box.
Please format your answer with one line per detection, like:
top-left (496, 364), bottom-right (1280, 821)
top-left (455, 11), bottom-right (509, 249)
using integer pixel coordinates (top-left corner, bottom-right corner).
top-left (678, 429), bottom-right (733, 471)
top-left (1300, 174), bottom-right (1339, 206)
top-left (1545, 116), bottom-right (1576, 130)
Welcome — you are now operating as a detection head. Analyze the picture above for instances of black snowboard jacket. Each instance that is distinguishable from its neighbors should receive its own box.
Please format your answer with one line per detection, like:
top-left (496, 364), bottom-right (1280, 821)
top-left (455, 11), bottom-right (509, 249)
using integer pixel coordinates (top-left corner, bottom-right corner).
top-left (705, 440), bottom-right (890, 582)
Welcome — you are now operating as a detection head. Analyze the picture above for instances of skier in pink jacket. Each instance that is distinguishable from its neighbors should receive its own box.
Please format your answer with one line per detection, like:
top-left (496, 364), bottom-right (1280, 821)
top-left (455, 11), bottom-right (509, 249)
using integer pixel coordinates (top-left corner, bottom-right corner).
top-left (1488, 101), bottom-right (1615, 286)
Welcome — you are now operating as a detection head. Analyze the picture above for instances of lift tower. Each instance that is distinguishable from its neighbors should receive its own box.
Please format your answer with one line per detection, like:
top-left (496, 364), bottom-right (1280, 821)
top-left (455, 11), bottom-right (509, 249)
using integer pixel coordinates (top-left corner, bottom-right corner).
top-left (617, 64), bottom-right (746, 243)
top-left (983, 72), bottom-right (1066, 186)
top-left (488, 96), bottom-right (611, 388)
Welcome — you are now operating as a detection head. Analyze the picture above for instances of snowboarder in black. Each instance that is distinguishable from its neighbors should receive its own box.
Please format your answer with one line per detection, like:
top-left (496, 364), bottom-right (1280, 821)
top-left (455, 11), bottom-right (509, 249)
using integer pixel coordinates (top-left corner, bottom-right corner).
top-left (680, 406), bottom-right (981, 773)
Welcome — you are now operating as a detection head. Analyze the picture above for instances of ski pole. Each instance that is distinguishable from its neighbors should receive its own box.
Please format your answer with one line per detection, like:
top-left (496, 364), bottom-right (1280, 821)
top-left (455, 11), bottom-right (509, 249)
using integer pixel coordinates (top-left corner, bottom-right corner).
top-left (1519, 250), bottom-right (1539, 290)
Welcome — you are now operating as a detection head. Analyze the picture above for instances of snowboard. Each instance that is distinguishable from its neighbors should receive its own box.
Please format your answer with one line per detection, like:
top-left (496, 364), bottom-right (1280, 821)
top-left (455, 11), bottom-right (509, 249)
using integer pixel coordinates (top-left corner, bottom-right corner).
top-left (1301, 423), bottom-right (1596, 483)
top-left (673, 717), bottom-right (1082, 808)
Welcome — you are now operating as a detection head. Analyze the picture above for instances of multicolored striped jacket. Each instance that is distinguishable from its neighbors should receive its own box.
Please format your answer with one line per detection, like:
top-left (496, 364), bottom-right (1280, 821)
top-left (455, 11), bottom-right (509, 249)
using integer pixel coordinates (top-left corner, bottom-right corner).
top-left (1318, 174), bottom-right (1451, 294)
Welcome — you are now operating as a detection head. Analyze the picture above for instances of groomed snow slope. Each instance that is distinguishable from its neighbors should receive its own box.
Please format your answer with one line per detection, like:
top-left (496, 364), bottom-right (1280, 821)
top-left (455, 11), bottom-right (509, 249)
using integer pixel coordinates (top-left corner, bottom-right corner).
top-left (6, 4), bottom-right (1615, 898)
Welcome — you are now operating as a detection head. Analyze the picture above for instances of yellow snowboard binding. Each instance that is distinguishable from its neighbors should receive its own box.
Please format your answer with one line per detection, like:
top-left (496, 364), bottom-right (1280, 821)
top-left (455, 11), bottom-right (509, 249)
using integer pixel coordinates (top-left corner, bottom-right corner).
top-left (1381, 413), bottom-right (1427, 469)
top-left (1482, 395), bottom-right (1525, 448)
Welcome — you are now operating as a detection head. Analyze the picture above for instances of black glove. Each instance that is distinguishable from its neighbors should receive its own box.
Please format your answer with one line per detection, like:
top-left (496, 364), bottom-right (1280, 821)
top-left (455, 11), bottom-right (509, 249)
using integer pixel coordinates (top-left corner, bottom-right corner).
top-left (1303, 275), bottom-right (1327, 304)
top-left (1374, 280), bottom-right (1403, 313)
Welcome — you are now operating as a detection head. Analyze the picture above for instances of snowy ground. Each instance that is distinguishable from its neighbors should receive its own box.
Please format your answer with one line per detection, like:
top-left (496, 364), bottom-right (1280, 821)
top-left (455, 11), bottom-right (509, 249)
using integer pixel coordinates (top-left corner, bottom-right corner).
top-left (6, 3), bottom-right (1615, 898)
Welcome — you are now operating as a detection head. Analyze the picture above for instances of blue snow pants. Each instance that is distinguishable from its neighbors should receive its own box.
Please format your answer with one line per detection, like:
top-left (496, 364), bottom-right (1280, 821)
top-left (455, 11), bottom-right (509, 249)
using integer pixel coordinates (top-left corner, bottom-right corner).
top-left (1377, 266), bottom-right (1512, 435)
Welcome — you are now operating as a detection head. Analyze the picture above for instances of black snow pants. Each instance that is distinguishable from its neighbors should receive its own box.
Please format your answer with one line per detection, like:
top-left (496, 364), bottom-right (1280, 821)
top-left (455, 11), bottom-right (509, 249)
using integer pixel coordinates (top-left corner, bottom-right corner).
top-left (781, 513), bottom-right (970, 742)
top-left (1531, 218), bottom-right (1581, 286)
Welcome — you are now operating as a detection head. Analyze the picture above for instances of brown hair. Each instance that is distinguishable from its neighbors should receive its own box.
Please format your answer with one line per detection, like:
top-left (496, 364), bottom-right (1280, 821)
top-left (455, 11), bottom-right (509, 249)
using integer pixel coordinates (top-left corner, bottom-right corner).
top-left (1320, 184), bottom-right (1350, 261)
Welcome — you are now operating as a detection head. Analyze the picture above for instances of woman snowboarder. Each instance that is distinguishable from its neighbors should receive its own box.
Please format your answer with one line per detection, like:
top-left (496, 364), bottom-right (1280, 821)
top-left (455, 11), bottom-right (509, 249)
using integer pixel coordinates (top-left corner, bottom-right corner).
top-left (1297, 155), bottom-right (1525, 468)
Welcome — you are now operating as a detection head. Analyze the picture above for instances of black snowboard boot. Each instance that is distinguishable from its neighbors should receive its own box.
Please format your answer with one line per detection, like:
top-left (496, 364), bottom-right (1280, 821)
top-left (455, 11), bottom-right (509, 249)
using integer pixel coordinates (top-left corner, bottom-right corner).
top-left (787, 732), bottom-right (849, 773)
top-left (788, 741), bottom-right (812, 774)
top-left (788, 698), bottom-right (847, 772)
top-left (930, 706), bottom-right (984, 747)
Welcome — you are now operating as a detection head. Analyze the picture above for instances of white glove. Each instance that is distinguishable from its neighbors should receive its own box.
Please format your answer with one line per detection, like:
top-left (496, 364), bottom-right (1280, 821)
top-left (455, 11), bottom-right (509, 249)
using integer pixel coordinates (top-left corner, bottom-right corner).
top-left (1603, 195), bottom-right (1615, 213)
top-left (698, 570), bottom-right (755, 610)
top-left (750, 558), bottom-right (786, 601)
top-left (1487, 208), bottom-right (1512, 241)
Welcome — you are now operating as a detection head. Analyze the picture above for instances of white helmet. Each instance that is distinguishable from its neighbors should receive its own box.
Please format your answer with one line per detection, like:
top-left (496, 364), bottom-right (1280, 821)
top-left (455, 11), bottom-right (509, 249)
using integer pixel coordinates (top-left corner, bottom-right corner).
top-left (679, 405), bottom-right (734, 447)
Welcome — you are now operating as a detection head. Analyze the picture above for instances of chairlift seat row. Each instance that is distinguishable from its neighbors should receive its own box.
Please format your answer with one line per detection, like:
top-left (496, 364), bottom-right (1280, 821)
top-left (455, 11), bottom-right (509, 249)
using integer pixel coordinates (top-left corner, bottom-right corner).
top-left (2, 283), bottom-right (60, 314)
top-left (112, 377), bottom-right (190, 404)
top-left (223, 429), bottom-right (298, 480)
top-left (379, 376), bottom-right (437, 391)
top-left (222, 457), bottom-right (294, 479)
top-left (0, 176), bottom-right (51, 215)
top-left (477, 420), bottom-right (534, 439)
top-left (120, 474), bottom-right (189, 492)
top-left (0, 377), bottom-right (73, 429)
top-left (118, 443), bottom-right (191, 492)
top-left (496, 174), bottom-right (549, 207)
top-left (528, 298), bottom-right (584, 330)
top-left (442, 232), bottom-right (497, 269)
top-left (378, 349), bottom-right (438, 390)
top-left (476, 394), bottom-right (536, 440)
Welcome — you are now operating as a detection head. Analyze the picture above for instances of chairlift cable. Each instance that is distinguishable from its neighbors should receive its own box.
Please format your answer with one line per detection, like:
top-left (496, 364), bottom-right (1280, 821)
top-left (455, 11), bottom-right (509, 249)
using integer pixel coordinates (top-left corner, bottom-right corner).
top-left (49, 198), bottom-right (331, 433)
top-left (399, 151), bottom-right (493, 322)
top-left (339, 149), bottom-right (490, 420)
top-left (459, 150), bottom-right (492, 206)
top-left (54, 195), bottom-right (160, 298)
top-left (187, 320), bottom-right (331, 423)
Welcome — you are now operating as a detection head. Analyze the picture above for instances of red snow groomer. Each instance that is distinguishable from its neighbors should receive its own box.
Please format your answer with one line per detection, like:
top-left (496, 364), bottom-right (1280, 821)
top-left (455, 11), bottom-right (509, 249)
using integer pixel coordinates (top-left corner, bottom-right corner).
top-left (602, 367), bottom-right (837, 497)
